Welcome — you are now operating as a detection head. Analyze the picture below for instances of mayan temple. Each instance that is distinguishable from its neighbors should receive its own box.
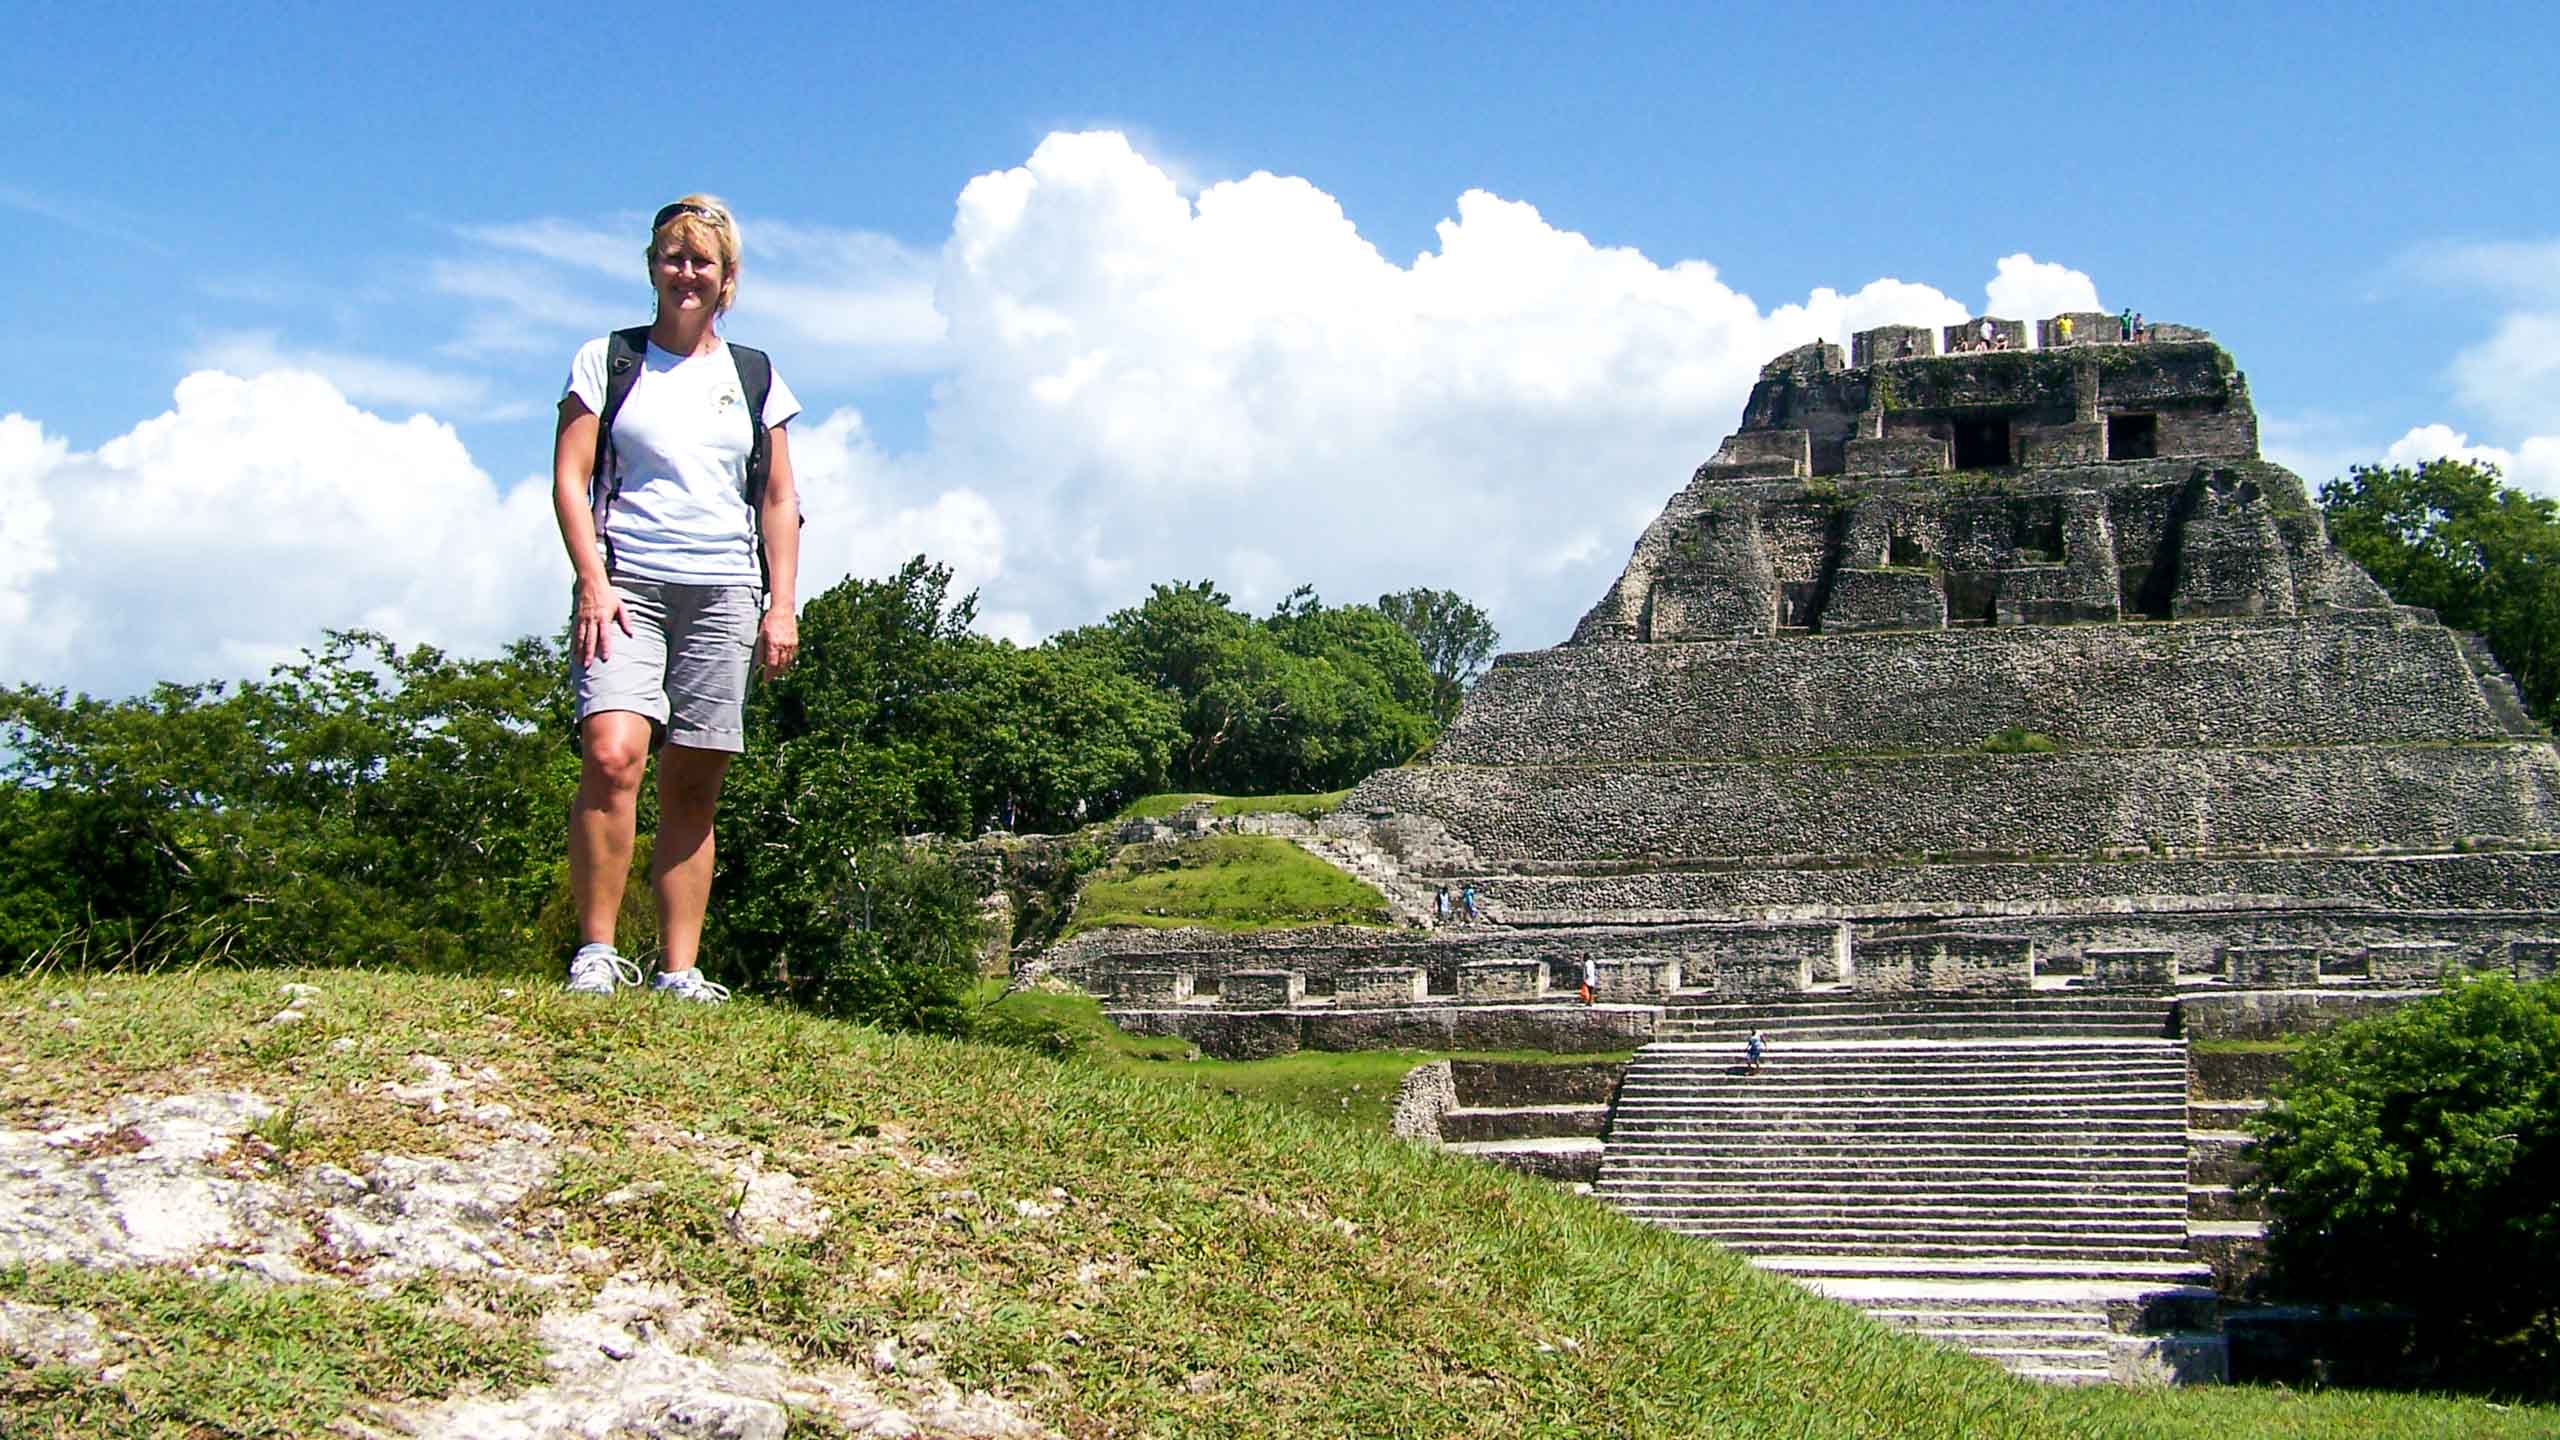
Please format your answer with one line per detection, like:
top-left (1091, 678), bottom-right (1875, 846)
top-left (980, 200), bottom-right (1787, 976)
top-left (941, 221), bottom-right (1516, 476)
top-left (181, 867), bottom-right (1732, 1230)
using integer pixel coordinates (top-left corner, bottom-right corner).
top-left (1058, 312), bottom-right (2560, 1382)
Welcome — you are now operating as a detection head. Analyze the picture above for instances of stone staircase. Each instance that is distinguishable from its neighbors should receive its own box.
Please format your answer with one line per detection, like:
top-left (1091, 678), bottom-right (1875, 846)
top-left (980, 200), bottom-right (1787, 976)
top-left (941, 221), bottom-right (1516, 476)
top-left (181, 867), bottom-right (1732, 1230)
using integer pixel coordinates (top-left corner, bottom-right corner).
top-left (1596, 1028), bottom-right (2219, 1383)
top-left (1287, 829), bottom-right (1448, 929)
top-left (1660, 991), bottom-right (2178, 1044)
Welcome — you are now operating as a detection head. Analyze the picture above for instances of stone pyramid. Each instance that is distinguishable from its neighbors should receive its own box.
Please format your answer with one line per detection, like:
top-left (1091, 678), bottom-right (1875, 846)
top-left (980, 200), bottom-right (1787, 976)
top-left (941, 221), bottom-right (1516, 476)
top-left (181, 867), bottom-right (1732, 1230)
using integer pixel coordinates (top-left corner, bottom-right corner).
top-left (1339, 319), bottom-right (2560, 991)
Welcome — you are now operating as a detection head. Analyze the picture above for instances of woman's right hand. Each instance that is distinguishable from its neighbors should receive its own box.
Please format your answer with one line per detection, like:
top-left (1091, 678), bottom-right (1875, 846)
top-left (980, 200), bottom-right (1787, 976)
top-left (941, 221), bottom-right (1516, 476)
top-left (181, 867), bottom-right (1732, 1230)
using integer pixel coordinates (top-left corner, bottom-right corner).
top-left (573, 577), bottom-right (632, 665)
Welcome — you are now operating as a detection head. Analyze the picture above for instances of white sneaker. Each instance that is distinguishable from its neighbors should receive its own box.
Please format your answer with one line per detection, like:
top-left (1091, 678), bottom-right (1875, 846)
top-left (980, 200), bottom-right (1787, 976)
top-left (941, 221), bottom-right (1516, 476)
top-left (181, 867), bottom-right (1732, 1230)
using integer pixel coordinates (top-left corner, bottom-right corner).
top-left (564, 943), bottom-right (642, 995)
top-left (650, 967), bottom-right (731, 1004)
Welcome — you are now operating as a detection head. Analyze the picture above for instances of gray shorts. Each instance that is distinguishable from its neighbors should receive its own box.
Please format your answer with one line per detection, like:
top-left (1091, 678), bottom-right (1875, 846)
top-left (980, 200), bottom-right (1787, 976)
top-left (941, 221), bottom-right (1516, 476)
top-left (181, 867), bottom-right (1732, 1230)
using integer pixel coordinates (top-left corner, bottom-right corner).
top-left (571, 580), bottom-right (758, 752)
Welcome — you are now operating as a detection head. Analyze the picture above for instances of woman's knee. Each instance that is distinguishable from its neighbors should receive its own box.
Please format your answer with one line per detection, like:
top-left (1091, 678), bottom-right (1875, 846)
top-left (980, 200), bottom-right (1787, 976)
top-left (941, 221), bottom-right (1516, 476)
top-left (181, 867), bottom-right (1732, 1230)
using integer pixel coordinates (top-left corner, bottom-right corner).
top-left (578, 723), bottom-right (654, 797)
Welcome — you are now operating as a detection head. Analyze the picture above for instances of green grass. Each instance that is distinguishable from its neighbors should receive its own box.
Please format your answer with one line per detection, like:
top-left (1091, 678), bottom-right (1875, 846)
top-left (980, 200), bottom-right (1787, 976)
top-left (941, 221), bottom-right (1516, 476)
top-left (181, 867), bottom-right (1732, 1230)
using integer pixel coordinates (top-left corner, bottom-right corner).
top-left (1066, 834), bottom-right (1393, 937)
top-left (984, 985), bottom-right (1628, 1131)
top-left (0, 1260), bottom-right (542, 1438)
top-left (2193, 1038), bottom-right (2308, 1055)
top-left (3, 969), bottom-right (2553, 1438)
top-left (1114, 790), bottom-right (1356, 822)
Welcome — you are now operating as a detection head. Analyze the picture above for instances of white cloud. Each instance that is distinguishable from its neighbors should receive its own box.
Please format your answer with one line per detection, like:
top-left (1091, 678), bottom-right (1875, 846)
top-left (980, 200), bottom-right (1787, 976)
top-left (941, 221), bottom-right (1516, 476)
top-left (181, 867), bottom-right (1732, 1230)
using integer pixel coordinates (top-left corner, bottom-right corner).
top-left (2446, 310), bottom-right (2560, 439)
top-left (2382, 423), bottom-right (2560, 497)
top-left (917, 131), bottom-right (1993, 647)
top-left (0, 371), bottom-right (561, 693)
top-left (189, 331), bottom-right (516, 419)
top-left (12, 132), bottom-right (2147, 695)
top-left (1984, 253), bottom-right (2102, 328)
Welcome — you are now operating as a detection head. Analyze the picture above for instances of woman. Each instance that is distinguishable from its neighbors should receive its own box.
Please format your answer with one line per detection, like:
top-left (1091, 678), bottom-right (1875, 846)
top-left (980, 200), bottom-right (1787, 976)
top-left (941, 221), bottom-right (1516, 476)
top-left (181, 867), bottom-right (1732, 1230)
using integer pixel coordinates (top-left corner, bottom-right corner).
top-left (551, 194), bottom-right (801, 1002)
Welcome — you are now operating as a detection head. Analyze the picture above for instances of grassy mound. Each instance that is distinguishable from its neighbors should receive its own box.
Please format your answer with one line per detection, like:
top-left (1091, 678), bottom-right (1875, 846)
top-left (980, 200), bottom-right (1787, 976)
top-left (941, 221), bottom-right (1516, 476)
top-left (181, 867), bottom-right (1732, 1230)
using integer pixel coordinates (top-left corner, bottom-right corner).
top-left (986, 985), bottom-right (1629, 1131)
top-left (1066, 834), bottom-right (1392, 937)
top-left (1113, 791), bottom-right (1354, 822)
top-left (3, 970), bottom-right (2550, 1439)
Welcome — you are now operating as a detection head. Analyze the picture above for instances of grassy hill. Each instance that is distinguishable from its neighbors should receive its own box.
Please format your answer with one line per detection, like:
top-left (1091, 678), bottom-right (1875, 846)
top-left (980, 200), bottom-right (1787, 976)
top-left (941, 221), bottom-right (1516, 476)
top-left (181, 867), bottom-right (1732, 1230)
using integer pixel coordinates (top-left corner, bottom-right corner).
top-left (2, 970), bottom-right (2549, 1439)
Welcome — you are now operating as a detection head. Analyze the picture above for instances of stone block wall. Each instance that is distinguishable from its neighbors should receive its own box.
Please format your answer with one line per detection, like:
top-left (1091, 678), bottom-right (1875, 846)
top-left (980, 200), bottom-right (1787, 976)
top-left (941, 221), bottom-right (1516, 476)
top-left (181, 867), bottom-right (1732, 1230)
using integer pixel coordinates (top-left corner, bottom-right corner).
top-left (1336, 966), bottom-right (1428, 1008)
top-left (2221, 946), bottom-right (2322, 987)
top-left (1818, 567), bottom-right (1949, 633)
top-left (1454, 851), bottom-right (2560, 925)
top-left (1223, 971), bottom-right (1305, 1008)
top-left (1844, 435), bottom-right (1951, 476)
top-left (2089, 947), bottom-right (2176, 990)
top-left (2512, 940), bottom-right (2560, 980)
top-left (1117, 970), bottom-right (1194, 1005)
top-left (1852, 325), bottom-right (1937, 366)
top-left (1355, 744), bottom-right (2560, 869)
top-left (1855, 933), bottom-right (2034, 993)
top-left (1429, 616), bottom-right (2497, 767)
top-left (1589, 957), bottom-right (1681, 1002)
top-left (1458, 960), bottom-right (1548, 1002)
top-left (1943, 317), bottom-right (2027, 352)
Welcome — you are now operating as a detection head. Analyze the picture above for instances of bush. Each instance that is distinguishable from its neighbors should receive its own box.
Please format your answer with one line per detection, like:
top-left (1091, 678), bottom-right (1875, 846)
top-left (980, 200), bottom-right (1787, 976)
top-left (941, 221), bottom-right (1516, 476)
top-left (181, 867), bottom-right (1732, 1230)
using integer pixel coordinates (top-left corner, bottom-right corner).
top-left (2246, 973), bottom-right (2560, 1397)
top-left (1980, 725), bottom-right (2058, 754)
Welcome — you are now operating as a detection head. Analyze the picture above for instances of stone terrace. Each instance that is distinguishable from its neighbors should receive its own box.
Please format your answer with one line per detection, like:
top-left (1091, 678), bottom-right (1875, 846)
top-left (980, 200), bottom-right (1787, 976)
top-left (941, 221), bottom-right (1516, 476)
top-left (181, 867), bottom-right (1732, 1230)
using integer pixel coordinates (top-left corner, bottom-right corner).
top-left (1061, 321), bottom-right (2560, 1383)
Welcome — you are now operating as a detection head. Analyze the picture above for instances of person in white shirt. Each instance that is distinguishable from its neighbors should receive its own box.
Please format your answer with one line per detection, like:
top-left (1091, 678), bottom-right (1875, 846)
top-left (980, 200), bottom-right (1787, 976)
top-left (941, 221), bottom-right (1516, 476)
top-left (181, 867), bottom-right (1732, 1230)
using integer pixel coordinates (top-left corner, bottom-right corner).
top-left (550, 195), bottom-right (802, 1004)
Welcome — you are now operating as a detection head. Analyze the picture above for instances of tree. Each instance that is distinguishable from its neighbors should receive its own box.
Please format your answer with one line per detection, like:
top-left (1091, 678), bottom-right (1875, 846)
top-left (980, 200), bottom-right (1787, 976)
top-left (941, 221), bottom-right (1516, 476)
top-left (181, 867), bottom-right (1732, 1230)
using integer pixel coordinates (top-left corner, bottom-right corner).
top-left (2246, 974), bottom-right (2560, 1396)
top-left (0, 632), bottom-right (574, 973)
top-left (1064, 581), bottom-right (1439, 793)
top-left (1377, 587), bottom-right (1500, 725)
top-left (2320, 458), bottom-right (2560, 721)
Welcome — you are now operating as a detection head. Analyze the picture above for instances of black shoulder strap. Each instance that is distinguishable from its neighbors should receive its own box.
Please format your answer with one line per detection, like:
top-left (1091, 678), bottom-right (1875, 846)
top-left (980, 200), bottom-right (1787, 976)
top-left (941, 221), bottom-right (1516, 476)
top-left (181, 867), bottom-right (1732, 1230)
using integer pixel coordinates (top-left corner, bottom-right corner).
top-left (728, 342), bottom-right (773, 508)
top-left (588, 326), bottom-right (654, 578)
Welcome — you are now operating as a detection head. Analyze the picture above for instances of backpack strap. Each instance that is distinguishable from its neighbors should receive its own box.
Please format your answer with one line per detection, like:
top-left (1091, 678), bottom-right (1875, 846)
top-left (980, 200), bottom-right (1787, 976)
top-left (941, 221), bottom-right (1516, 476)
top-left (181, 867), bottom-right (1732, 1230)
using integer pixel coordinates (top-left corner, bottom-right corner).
top-left (727, 342), bottom-right (778, 597)
top-left (589, 326), bottom-right (654, 578)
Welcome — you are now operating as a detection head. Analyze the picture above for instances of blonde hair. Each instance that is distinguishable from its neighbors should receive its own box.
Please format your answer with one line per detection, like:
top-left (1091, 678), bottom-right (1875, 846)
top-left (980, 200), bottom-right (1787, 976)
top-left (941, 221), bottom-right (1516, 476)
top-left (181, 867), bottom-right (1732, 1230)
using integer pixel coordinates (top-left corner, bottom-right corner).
top-left (647, 193), bottom-right (741, 314)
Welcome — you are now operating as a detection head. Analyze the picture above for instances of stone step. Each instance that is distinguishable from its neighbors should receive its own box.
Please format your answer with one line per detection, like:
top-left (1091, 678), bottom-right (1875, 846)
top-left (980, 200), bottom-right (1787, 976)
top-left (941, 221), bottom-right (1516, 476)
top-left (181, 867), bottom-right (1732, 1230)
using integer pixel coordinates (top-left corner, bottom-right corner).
top-left (1437, 1104), bottom-right (1609, 1142)
top-left (1599, 1180), bottom-right (2186, 1203)
top-left (1617, 1209), bottom-right (2181, 1245)
top-left (1597, 1194), bottom-right (2181, 1214)
top-left (1612, 1103), bottom-right (2187, 1122)
top-left (2187, 1184), bottom-right (2260, 1221)
top-left (1868, 1309), bottom-right (2110, 1333)
top-left (1754, 1254), bottom-right (2213, 1284)
top-left (1661, 1022), bottom-right (2178, 1040)
top-left (1647, 1235), bottom-right (2196, 1264)
top-left (1605, 1138), bottom-right (2185, 1159)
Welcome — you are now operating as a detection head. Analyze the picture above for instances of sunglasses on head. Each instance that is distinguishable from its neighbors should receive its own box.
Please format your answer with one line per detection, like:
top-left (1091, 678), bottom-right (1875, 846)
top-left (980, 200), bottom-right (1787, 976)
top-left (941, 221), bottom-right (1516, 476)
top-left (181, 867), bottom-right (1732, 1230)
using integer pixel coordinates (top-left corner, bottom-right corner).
top-left (653, 202), bottom-right (722, 230)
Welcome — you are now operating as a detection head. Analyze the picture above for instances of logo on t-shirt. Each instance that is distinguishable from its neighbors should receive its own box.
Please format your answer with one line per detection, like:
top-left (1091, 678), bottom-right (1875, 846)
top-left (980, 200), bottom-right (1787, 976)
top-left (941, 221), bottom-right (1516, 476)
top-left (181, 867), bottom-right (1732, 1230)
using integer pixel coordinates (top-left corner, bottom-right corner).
top-left (715, 386), bottom-right (741, 412)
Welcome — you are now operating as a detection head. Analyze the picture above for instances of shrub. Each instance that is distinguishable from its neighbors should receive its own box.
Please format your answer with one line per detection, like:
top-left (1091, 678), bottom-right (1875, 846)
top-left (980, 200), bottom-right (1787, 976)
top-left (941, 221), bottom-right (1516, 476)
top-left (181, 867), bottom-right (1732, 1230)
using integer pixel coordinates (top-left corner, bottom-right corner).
top-left (2247, 973), bottom-right (2560, 1397)
top-left (1980, 725), bottom-right (2058, 754)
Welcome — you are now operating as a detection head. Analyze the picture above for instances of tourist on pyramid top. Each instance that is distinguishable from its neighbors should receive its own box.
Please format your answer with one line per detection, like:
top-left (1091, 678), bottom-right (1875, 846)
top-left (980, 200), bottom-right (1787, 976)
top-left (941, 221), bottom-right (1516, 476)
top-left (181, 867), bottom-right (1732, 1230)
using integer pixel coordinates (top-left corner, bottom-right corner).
top-left (2119, 306), bottom-right (2134, 341)
top-left (2056, 315), bottom-right (2075, 346)
top-left (551, 194), bottom-right (803, 1007)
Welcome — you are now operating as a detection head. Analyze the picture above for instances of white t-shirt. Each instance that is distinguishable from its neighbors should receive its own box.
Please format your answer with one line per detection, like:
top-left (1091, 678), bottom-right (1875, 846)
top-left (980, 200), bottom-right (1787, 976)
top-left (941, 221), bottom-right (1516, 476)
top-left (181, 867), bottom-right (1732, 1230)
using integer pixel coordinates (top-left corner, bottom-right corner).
top-left (565, 335), bottom-right (802, 585)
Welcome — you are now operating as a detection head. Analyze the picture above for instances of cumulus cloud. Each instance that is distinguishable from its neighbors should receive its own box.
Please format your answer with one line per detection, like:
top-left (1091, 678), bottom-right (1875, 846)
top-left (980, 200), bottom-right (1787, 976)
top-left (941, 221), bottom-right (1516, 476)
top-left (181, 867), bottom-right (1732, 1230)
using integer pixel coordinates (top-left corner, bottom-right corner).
top-left (2382, 423), bottom-right (2560, 497)
top-left (918, 130), bottom-right (1999, 638)
top-left (189, 331), bottom-right (520, 420)
top-left (0, 372), bottom-right (561, 693)
top-left (1984, 253), bottom-right (2102, 327)
top-left (13, 131), bottom-right (2128, 695)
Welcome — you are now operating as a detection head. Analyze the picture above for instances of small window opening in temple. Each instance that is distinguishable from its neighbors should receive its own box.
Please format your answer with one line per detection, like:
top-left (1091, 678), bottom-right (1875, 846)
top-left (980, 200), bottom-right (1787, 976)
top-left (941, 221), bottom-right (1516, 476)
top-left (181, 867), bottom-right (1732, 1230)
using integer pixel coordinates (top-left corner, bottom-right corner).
top-left (1952, 415), bottom-right (2012, 469)
top-left (2108, 413), bottom-right (2158, 461)
top-left (1888, 534), bottom-right (1928, 568)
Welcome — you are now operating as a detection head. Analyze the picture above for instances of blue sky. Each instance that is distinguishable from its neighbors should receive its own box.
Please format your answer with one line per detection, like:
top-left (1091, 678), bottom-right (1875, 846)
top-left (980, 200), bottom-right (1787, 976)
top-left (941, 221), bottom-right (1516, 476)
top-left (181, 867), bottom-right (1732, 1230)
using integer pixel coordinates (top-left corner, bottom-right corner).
top-left (7, 2), bottom-right (2557, 695)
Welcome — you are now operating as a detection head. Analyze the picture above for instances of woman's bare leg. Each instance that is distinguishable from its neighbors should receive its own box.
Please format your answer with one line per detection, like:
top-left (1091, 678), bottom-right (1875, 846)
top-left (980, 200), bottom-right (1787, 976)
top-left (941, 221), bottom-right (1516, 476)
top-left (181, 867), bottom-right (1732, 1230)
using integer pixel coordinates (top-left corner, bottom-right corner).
top-left (652, 743), bottom-right (734, 973)
top-left (570, 711), bottom-right (656, 948)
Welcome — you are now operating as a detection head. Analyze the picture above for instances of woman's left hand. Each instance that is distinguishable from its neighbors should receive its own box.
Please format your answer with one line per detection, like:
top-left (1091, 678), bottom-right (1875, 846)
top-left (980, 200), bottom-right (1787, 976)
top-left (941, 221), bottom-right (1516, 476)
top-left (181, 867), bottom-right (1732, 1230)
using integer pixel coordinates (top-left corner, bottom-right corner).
top-left (756, 607), bottom-right (799, 680)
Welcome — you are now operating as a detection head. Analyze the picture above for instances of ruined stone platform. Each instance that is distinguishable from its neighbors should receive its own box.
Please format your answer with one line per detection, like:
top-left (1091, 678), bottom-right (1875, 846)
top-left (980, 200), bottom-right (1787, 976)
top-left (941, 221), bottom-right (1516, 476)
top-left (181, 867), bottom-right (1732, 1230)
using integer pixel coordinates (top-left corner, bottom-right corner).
top-left (1051, 322), bottom-right (2560, 1383)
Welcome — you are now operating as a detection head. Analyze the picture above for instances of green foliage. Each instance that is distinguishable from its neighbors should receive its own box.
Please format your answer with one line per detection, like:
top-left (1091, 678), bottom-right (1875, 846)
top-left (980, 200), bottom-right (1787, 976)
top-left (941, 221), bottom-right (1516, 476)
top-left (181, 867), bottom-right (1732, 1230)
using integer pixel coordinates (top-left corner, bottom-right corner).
top-left (712, 557), bottom-right (1175, 999)
top-left (2247, 974), bottom-right (2560, 1396)
top-left (2320, 458), bottom-right (2560, 721)
top-left (0, 632), bottom-right (574, 974)
top-left (1068, 834), bottom-right (1393, 935)
top-left (1376, 586), bottom-right (1501, 726)
top-left (786, 844), bottom-right (992, 1037)
top-left (1980, 725), bottom-right (2059, 754)
top-left (1062, 580), bottom-right (1437, 793)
